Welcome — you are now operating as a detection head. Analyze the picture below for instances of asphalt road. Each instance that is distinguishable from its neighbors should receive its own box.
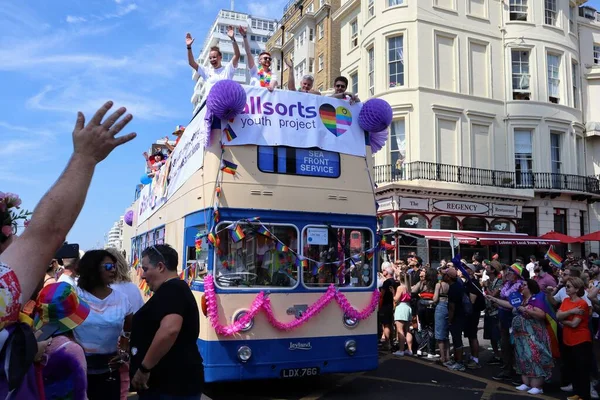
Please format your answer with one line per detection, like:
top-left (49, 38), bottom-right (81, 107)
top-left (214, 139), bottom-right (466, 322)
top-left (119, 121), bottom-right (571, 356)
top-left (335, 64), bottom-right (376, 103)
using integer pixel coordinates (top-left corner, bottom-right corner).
top-left (129, 348), bottom-right (571, 400)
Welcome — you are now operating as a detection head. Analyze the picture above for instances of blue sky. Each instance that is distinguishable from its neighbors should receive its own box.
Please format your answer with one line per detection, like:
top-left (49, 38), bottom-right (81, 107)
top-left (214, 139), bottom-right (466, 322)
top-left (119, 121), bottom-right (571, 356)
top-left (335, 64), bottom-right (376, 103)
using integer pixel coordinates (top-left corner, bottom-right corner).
top-left (0, 0), bottom-right (287, 249)
top-left (2, 0), bottom-right (600, 250)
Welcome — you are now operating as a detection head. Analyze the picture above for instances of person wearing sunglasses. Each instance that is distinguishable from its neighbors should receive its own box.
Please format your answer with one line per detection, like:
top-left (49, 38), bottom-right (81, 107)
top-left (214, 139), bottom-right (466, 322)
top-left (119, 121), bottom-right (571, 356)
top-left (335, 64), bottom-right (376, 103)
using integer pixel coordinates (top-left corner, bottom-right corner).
top-left (239, 26), bottom-right (278, 92)
top-left (74, 250), bottom-right (133, 400)
top-left (329, 76), bottom-right (360, 104)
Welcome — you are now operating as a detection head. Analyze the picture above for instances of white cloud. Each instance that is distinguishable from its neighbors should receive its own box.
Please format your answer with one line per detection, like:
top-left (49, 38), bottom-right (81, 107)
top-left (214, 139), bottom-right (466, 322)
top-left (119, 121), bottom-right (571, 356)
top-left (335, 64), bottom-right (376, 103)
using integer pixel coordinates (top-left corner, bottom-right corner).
top-left (66, 15), bottom-right (87, 24)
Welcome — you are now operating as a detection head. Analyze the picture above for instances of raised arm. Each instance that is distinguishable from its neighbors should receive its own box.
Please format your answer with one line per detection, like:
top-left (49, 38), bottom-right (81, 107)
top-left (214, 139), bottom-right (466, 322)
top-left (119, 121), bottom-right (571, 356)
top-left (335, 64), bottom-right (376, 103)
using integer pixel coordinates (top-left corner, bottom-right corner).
top-left (186, 33), bottom-right (199, 71)
top-left (284, 57), bottom-right (296, 91)
top-left (227, 26), bottom-right (240, 68)
top-left (0, 102), bottom-right (136, 302)
top-left (238, 26), bottom-right (254, 70)
top-left (486, 295), bottom-right (513, 310)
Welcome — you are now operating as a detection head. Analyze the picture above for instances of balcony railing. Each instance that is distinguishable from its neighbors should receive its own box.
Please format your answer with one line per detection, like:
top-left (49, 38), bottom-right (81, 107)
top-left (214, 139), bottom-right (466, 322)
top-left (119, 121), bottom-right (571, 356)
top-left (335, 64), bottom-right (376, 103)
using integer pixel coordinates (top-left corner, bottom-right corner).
top-left (373, 162), bottom-right (600, 195)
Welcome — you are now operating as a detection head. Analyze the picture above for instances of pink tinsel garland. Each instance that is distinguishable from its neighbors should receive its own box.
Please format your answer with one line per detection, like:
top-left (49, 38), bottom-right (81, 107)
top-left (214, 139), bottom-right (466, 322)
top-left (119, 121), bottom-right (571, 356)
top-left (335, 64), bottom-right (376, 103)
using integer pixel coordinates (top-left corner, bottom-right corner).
top-left (203, 274), bottom-right (380, 336)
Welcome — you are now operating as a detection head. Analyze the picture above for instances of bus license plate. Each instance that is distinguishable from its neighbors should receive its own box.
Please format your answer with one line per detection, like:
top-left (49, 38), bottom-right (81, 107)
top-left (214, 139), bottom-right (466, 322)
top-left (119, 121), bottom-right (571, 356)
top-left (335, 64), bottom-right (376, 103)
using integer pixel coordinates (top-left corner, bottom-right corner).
top-left (280, 367), bottom-right (320, 378)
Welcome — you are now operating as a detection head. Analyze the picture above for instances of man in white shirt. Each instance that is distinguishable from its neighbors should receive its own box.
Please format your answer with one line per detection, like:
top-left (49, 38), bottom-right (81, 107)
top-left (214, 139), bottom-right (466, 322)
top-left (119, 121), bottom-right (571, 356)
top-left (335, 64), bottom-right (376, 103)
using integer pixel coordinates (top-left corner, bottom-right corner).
top-left (57, 257), bottom-right (80, 287)
top-left (526, 255), bottom-right (536, 278)
top-left (239, 26), bottom-right (278, 91)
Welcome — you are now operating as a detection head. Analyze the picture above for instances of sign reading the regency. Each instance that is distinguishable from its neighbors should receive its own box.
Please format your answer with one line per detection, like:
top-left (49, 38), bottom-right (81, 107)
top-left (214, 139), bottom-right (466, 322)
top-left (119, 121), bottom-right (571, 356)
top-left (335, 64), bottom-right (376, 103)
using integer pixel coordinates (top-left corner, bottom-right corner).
top-left (432, 200), bottom-right (489, 215)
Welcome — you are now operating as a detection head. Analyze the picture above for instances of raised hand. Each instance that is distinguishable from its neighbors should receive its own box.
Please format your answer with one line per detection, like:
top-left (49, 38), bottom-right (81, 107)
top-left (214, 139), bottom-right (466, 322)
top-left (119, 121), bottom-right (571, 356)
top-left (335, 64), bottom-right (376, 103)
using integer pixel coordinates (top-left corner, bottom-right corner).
top-left (238, 26), bottom-right (247, 37)
top-left (73, 101), bottom-right (136, 164)
top-left (284, 56), bottom-right (293, 68)
top-left (227, 25), bottom-right (235, 39)
top-left (185, 32), bottom-right (195, 47)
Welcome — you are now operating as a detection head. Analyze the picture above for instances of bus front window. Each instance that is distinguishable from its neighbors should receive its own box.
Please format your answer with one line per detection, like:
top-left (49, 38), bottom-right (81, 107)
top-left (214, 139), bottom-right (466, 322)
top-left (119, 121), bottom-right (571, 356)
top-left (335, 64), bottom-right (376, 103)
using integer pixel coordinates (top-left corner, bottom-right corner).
top-left (214, 223), bottom-right (299, 289)
top-left (302, 226), bottom-right (373, 288)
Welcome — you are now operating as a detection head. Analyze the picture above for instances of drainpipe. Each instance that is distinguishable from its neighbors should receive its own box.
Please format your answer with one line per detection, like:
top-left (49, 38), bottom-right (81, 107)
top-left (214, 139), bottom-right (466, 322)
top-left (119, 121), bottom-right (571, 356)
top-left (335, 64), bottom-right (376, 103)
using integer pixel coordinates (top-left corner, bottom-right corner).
top-left (500, 0), bottom-right (509, 176)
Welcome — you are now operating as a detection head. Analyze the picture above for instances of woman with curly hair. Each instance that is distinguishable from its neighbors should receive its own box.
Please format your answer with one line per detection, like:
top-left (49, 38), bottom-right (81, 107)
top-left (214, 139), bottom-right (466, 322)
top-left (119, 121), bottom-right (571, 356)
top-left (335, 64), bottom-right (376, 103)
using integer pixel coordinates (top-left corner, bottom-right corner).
top-left (73, 250), bottom-right (133, 400)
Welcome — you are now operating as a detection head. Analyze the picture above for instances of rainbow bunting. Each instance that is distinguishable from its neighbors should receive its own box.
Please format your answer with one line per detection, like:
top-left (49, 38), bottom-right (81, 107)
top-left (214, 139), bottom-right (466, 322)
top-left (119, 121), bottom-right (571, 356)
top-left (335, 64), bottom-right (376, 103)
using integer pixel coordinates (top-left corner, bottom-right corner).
top-left (230, 224), bottom-right (245, 243)
top-left (545, 246), bottom-right (563, 268)
top-left (179, 270), bottom-right (185, 280)
top-left (207, 232), bottom-right (217, 245)
top-left (248, 216), bottom-right (260, 221)
top-left (366, 249), bottom-right (374, 261)
top-left (256, 225), bottom-right (271, 238)
top-left (317, 262), bottom-right (325, 274)
top-left (221, 160), bottom-right (238, 175)
top-left (223, 125), bottom-right (237, 141)
top-left (215, 186), bottom-right (221, 197)
top-left (132, 257), bottom-right (139, 269)
top-left (276, 242), bottom-right (289, 253)
top-left (213, 210), bottom-right (220, 224)
top-left (337, 262), bottom-right (345, 275)
top-left (296, 257), bottom-right (309, 270)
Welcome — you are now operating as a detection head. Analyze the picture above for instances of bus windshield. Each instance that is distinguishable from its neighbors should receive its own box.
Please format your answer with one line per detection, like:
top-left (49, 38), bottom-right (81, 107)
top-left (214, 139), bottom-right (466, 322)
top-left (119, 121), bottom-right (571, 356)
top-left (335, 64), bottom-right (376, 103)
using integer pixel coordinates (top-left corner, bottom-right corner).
top-left (214, 222), bottom-right (299, 289)
top-left (302, 226), bottom-right (373, 288)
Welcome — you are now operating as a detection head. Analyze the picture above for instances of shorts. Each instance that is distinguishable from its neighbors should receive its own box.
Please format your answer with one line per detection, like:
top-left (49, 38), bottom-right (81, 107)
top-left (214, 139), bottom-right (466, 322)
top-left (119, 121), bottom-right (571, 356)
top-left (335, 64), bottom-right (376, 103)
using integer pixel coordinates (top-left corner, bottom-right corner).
top-left (483, 314), bottom-right (501, 341)
top-left (434, 301), bottom-right (449, 341)
top-left (449, 318), bottom-right (465, 349)
top-left (464, 313), bottom-right (480, 339)
top-left (394, 302), bottom-right (412, 322)
top-left (378, 304), bottom-right (394, 326)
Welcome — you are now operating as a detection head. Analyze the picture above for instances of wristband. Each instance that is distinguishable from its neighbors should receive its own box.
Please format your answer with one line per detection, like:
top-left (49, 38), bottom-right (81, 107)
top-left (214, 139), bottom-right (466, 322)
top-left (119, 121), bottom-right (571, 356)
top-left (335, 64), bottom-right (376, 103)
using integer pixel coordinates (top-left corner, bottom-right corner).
top-left (139, 364), bottom-right (151, 373)
top-left (187, 46), bottom-right (192, 50)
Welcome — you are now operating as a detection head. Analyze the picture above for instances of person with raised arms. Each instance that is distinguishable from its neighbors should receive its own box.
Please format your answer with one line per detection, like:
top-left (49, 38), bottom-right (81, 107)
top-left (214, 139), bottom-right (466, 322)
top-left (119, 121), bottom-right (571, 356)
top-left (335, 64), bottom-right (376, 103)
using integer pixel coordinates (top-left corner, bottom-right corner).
top-left (186, 27), bottom-right (240, 93)
top-left (239, 26), bottom-right (277, 91)
top-left (329, 76), bottom-right (360, 104)
top-left (283, 57), bottom-right (321, 95)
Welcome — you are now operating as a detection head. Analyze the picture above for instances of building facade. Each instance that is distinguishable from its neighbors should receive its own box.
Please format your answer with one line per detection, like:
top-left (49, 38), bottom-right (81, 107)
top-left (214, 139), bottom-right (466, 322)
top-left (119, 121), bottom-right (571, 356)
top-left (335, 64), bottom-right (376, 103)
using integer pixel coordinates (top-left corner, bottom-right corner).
top-left (334, 0), bottom-right (600, 263)
top-left (105, 216), bottom-right (124, 251)
top-left (266, 0), bottom-right (341, 93)
top-left (190, 10), bottom-right (277, 113)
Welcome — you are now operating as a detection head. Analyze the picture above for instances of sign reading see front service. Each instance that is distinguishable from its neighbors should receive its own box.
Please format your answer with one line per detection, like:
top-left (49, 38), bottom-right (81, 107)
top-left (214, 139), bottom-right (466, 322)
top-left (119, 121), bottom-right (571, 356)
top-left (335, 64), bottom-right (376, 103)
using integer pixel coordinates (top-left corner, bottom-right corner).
top-left (433, 200), bottom-right (489, 215)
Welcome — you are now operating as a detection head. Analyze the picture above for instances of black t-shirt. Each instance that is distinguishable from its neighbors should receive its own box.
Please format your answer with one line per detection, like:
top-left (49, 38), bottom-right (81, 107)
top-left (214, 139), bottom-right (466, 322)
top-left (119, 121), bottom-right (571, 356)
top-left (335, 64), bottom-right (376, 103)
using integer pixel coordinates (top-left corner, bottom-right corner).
top-left (448, 280), bottom-right (466, 319)
top-left (380, 278), bottom-right (398, 307)
top-left (408, 268), bottom-right (420, 287)
top-left (130, 279), bottom-right (204, 395)
top-left (466, 279), bottom-right (486, 312)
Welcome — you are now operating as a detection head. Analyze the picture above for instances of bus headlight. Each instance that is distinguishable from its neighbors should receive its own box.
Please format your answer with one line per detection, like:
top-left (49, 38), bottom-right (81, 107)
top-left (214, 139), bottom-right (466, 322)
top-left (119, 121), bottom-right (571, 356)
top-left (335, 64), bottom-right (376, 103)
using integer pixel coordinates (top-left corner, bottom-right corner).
top-left (237, 345), bottom-right (252, 362)
top-left (233, 310), bottom-right (254, 332)
top-left (345, 340), bottom-right (357, 356)
top-left (343, 313), bottom-right (359, 329)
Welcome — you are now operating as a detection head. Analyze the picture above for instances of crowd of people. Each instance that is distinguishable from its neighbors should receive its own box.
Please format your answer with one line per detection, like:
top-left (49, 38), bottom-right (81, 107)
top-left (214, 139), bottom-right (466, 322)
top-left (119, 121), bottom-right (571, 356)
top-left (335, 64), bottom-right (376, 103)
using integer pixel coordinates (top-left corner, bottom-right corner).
top-left (0, 104), bottom-right (205, 399)
top-left (378, 251), bottom-right (600, 399)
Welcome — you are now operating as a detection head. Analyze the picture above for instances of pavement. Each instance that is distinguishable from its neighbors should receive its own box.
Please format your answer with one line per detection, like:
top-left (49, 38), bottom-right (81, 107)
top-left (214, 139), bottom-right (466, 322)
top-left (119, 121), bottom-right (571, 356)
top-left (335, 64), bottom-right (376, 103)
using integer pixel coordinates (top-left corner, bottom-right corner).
top-left (128, 347), bottom-right (576, 400)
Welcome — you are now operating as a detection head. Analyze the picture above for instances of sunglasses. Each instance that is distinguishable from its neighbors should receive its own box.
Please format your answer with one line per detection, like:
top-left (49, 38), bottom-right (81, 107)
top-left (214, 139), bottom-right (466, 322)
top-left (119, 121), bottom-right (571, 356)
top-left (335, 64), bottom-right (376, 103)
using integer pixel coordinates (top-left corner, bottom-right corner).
top-left (102, 263), bottom-right (116, 271)
top-left (261, 57), bottom-right (272, 61)
top-left (335, 84), bottom-right (346, 88)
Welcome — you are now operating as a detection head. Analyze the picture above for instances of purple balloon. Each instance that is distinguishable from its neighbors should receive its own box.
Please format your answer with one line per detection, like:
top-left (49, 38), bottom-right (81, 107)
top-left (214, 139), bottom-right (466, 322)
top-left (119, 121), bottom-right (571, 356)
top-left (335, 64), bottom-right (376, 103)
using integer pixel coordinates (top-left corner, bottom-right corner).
top-left (124, 210), bottom-right (134, 226)
top-left (206, 80), bottom-right (247, 120)
top-left (358, 98), bottom-right (393, 133)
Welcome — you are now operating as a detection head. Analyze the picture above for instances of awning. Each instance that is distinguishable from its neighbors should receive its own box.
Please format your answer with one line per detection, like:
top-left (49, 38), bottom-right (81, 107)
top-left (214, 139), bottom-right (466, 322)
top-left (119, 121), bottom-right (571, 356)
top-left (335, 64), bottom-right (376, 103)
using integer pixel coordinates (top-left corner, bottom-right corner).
top-left (539, 231), bottom-right (581, 244)
top-left (382, 228), bottom-right (559, 246)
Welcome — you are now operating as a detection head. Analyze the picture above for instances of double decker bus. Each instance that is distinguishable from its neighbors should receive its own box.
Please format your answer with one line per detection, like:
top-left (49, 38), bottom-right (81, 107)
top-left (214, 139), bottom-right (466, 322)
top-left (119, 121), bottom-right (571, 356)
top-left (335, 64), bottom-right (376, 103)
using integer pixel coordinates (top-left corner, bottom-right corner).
top-left (129, 86), bottom-right (380, 382)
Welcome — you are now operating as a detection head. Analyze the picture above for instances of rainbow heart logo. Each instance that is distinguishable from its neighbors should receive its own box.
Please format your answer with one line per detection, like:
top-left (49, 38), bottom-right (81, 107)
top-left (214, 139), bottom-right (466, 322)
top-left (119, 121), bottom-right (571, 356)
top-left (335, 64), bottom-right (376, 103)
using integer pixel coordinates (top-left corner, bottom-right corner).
top-left (319, 104), bottom-right (352, 137)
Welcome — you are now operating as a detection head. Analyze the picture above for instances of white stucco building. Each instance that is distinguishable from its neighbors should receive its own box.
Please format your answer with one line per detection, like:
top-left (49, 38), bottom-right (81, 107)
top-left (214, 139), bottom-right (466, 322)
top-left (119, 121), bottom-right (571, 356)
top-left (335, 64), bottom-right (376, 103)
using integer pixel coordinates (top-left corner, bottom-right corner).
top-left (333, 0), bottom-right (600, 263)
top-left (105, 216), bottom-right (124, 251)
top-left (190, 10), bottom-right (277, 114)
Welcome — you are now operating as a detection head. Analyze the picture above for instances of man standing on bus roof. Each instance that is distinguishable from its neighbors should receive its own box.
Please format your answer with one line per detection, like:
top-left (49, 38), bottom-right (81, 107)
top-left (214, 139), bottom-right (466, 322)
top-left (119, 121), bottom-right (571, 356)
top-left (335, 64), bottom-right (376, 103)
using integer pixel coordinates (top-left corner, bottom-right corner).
top-left (130, 244), bottom-right (204, 399)
top-left (329, 76), bottom-right (360, 105)
top-left (239, 26), bottom-right (278, 91)
top-left (283, 57), bottom-right (321, 95)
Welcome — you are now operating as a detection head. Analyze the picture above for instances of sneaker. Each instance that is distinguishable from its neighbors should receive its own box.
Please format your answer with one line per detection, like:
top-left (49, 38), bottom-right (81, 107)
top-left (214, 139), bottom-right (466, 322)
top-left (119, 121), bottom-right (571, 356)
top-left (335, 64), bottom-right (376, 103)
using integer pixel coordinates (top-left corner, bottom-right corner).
top-left (561, 384), bottom-right (574, 392)
top-left (527, 388), bottom-right (543, 395)
top-left (449, 363), bottom-right (466, 372)
top-left (404, 350), bottom-right (413, 356)
top-left (592, 386), bottom-right (599, 400)
top-left (427, 354), bottom-right (440, 359)
top-left (515, 384), bottom-right (530, 391)
top-left (443, 360), bottom-right (455, 367)
top-left (416, 350), bottom-right (423, 356)
top-left (466, 360), bottom-right (482, 369)
top-left (487, 357), bottom-right (502, 366)
top-left (392, 350), bottom-right (405, 357)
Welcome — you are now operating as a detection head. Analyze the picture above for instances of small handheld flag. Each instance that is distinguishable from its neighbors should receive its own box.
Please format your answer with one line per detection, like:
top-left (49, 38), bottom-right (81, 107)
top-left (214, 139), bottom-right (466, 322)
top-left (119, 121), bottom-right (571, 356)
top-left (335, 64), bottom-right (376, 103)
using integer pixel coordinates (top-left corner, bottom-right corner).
top-left (221, 160), bottom-right (238, 175)
top-left (545, 246), bottom-right (563, 268)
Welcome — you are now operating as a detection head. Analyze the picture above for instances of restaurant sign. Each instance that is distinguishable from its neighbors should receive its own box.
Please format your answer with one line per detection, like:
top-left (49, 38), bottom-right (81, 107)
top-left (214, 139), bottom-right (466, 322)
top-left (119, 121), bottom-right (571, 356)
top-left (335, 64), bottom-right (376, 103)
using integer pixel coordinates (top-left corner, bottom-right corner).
top-left (433, 200), bottom-right (489, 215)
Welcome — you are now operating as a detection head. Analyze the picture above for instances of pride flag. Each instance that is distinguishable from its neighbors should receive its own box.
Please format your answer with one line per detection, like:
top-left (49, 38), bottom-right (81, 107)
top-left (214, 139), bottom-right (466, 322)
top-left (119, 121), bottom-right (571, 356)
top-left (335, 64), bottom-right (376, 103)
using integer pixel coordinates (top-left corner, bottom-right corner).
top-left (230, 224), bottom-right (245, 243)
top-left (276, 242), bottom-right (289, 253)
top-left (366, 249), bottom-right (374, 261)
top-left (207, 232), bottom-right (217, 245)
top-left (545, 246), bottom-right (563, 267)
top-left (223, 125), bottom-right (237, 141)
top-left (256, 225), bottom-right (271, 238)
top-left (221, 160), bottom-right (238, 175)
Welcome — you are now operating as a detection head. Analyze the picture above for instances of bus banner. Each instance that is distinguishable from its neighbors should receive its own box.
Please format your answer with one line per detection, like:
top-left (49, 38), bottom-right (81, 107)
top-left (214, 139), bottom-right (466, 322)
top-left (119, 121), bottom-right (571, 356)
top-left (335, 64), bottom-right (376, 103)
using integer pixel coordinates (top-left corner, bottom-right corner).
top-left (226, 86), bottom-right (366, 157)
top-left (137, 106), bottom-right (207, 226)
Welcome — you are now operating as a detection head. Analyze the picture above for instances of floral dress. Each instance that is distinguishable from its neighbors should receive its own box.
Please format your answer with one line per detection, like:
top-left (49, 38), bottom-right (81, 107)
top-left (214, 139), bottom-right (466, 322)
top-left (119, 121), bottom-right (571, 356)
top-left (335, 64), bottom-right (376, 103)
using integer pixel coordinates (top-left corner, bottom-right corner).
top-left (512, 295), bottom-right (554, 378)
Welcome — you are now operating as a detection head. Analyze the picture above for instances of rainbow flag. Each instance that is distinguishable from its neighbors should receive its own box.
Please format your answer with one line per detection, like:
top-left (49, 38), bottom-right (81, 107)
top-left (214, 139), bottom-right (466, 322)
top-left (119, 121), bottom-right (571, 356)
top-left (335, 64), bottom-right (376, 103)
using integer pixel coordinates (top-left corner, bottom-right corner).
top-left (276, 242), bottom-right (289, 253)
top-left (223, 125), bottom-right (237, 141)
top-left (545, 246), bottom-right (563, 268)
top-left (366, 249), bottom-right (374, 261)
top-left (297, 257), bottom-right (308, 270)
top-left (179, 270), bottom-right (185, 280)
top-left (213, 210), bottom-right (220, 224)
top-left (256, 225), bottom-right (271, 237)
top-left (317, 262), bottom-right (325, 274)
top-left (231, 224), bottom-right (245, 243)
top-left (207, 232), bottom-right (217, 245)
top-left (132, 256), bottom-right (139, 269)
top-left (221, 160), bottom-right (238, 175)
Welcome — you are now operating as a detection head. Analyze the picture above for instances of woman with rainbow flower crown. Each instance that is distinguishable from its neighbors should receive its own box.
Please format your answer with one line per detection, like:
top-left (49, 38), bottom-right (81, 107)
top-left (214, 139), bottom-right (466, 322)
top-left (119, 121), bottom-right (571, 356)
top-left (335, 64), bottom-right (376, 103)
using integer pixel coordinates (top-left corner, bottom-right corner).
top-left (239, 26), bottom-right (278, 91)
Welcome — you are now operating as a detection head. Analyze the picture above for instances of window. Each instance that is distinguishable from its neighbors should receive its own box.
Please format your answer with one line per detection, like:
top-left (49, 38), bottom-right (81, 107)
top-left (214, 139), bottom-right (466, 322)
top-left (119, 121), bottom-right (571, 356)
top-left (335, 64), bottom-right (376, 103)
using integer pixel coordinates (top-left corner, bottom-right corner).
top-left (511, 50), bottom-right (530, 100)
top-left (550, 132), bottom-right (561, 175)
top-left (389, 120), bottom-right (406, 178)
top-left (351, 72), bottom-right (358, 94)
top-left (547, 54), bottom-right (560, 103)
top-left (569, 5), bottom-right (575, 33)
top-left (544, 0), bottom-right (557, 26)
top-left (514, 129), bottom-right (533, 187)
top-left (553, 209), bottom-right (567, 234)
top-left (509, 0), bottom-right (528, 21)
top-left (307, 2), bottom-right (314, 13)
top-left (389, 0), bottom-right (404, 6)
top-left (302, 226), bottom-right (374, 288)
top-left (576, 136), bottom-right (584, 176)
top-left (214, 222), bottom-right (299, 289)
top-left (595, 44), bottom-right (600, 65)
top-left (350, 19), bottom-right (358, 48)
top-left (309, 28), bottom-right (314, 41)
top-left (388, 36), bottom-right (404, 87)
top-left (368, 47), bottom-right (375, 96)
top-left (258, 146), bottom-right (340, 178)
top-left (573, 61), bottom-right (579, 109)
top-left (368, 0), bottom-right (375, 18)
top-left (318, 22), bottom-right (324, 40)
top-left (309, 58), bottom-right (314, 73)
top-left (318, 54), bottom-right (324, 71)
